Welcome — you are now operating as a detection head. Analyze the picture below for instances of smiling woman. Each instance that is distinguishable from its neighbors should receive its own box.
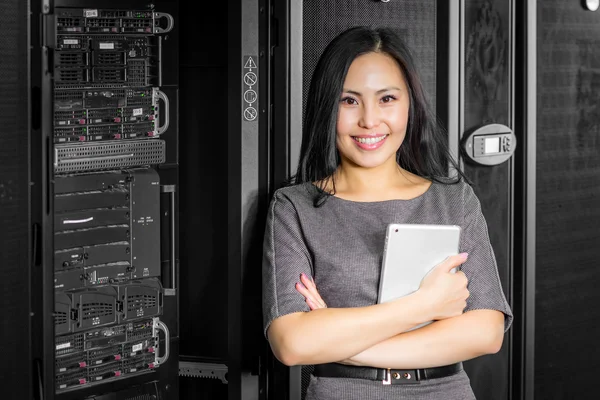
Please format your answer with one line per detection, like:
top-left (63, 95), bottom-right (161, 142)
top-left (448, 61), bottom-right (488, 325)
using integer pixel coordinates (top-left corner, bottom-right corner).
top-left (262, 27), bottom-right (512, 400)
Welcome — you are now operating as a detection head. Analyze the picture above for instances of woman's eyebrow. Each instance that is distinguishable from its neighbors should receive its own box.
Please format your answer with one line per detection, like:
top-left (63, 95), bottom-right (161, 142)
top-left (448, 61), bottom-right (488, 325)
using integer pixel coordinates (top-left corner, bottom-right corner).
top-left (342, 86), bottom-right (402, 96)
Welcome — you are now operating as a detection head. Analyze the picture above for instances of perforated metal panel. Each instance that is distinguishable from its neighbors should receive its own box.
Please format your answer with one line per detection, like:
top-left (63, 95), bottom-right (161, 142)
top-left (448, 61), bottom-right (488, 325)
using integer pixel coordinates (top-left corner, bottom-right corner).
top-left (535, 2), bottom-right (600, 397)
top-left (0, 0), bottom-right (31, 396)
top-left (54, 139), bottom-right (165, 173)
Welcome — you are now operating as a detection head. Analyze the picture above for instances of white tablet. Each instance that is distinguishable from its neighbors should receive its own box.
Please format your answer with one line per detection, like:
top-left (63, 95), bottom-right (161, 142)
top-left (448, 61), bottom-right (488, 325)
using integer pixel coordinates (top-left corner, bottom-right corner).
top-left (377, 224), bottom-right (461, 329)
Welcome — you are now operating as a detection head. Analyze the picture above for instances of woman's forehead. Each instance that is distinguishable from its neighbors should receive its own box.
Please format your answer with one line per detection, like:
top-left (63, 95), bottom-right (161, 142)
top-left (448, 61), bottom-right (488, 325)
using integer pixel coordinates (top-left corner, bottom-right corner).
top-left (343, 52), bottom-right (406, 91)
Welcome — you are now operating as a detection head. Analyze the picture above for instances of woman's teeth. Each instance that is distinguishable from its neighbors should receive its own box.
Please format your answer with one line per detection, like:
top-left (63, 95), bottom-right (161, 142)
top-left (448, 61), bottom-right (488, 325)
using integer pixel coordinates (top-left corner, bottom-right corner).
top-left (354, 135), bottom-right (387, 144)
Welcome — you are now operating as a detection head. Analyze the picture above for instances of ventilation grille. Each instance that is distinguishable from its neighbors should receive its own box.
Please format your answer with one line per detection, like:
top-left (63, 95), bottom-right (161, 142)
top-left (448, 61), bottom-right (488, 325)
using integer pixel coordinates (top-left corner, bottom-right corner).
top-left (54, 140), bottom-right (165, 173)
top-left (95, 52), bottom-right (126, 65)
top-left (126, 395), bottom-right (156, 400)
top-left (93, 68), bottom-right (126, 83)
top-left (56, 52), bottom-right (87, 66)
top-left (87, 18), bottom-right (119, 28)
top-left (55, 295), bottom-right (73, 335)
top-left (56, 68), bottom-right (88, 84)
top-left (56, 90), bottom-right (84, 101)
top-left (127, 60), bottom-right (148, 86)
top-left (127, 294), bottom-right (157, 312)
top-left (55, 311), bottom-right (68, 326)
top-left (82, 301), bottom-right (114, 320)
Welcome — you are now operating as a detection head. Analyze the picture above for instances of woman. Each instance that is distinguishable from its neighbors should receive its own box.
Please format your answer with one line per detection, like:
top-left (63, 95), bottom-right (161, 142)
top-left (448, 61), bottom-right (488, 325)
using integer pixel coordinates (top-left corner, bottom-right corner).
top-left (262, 26), bottom-right (512, 399)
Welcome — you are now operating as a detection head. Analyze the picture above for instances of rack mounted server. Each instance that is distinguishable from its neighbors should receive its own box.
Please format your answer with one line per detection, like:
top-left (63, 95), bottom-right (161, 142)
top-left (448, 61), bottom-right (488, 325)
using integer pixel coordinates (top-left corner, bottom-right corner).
top-left (48, 6), bottom-right (174, 396)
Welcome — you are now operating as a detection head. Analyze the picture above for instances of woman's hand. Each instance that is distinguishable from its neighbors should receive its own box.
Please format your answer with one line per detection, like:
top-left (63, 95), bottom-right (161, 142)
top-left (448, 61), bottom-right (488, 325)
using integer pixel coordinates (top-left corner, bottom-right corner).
top-left (418, 253), bottom-right (470, 321)
top-left (295, 273), bottom-right (327, 310)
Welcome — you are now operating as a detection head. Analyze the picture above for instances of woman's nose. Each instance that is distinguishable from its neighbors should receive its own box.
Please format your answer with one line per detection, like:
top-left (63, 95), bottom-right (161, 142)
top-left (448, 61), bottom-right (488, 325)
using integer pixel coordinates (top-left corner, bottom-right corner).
top-left (358, 103), bottom-right (381, 129)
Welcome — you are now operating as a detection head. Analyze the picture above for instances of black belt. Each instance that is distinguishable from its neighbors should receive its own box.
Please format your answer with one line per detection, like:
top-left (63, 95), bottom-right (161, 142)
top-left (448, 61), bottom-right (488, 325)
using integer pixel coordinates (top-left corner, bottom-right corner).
top-left (313, 362), bottom-right (462, 385)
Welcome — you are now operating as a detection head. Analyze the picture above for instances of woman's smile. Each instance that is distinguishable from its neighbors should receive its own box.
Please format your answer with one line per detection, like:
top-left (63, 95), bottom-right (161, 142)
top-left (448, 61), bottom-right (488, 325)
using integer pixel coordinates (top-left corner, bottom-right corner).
top-left (351, 134), bottom-right (389, 150)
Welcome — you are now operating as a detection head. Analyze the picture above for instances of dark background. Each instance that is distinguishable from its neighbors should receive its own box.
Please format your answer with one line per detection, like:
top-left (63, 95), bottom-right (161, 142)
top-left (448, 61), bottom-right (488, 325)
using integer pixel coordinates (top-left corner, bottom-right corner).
top-left (534, 1), bottom-right (600, 398)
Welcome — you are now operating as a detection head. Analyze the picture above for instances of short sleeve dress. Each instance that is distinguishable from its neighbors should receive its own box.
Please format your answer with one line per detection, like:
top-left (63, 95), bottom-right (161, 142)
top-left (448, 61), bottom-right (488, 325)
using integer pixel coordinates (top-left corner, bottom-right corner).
top-left (262, 180), bottom-right (513, 400)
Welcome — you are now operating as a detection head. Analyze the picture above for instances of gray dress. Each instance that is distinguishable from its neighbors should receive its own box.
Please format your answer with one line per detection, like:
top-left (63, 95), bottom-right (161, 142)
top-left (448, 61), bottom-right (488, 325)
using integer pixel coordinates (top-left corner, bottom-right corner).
top-left (262, 180), bottom-right (513, 400)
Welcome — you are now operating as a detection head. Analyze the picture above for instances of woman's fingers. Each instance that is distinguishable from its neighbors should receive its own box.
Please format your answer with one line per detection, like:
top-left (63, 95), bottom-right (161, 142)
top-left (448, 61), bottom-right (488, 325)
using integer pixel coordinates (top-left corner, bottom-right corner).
top-left (295, 273), bottom-right (327, 309)
top-left (300, 273), bottom-right (327, 308)
top-left (295, 281), bottom-right (313, 299)
top-left (295, 281), bottom-right (320, 310)
top-left (306, 297), bottom-right (318, 310)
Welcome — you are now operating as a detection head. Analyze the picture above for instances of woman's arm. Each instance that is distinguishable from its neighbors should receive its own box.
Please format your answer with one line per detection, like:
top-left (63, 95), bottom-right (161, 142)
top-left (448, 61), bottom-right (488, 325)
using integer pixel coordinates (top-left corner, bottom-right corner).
top-left (295, 271), bottom-right (504, 369)
top-left (269, 291), bottom-right (429, 366)
top-left (268, 253), bottom-right (469, 366)
top-left (343, 309), bottom-right (505, 369)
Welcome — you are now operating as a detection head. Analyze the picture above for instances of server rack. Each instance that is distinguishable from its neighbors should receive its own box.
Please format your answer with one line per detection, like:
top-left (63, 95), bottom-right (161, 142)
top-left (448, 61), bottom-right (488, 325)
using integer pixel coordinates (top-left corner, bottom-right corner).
top-left (29, 1), bottom-right (181, 398)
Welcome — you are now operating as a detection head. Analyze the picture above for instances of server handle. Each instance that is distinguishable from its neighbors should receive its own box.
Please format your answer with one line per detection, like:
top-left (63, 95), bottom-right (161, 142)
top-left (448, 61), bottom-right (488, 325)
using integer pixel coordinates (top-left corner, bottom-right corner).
top-left (154, 319), bottom-right (171, 365)
top-left (153, 12), bottom-right (174, 34)
top-left (156, 90), bottom-right (170, 135)
top-left (160, 185), bottom-right (176, 293)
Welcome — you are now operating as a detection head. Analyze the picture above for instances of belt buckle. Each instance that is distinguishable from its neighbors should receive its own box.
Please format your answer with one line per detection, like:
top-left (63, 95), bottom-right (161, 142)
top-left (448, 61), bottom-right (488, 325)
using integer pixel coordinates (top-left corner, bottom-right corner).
top-left (382, 368), bottom-right (420, 385)
top-left (382, 369), bottom-right (392, 385)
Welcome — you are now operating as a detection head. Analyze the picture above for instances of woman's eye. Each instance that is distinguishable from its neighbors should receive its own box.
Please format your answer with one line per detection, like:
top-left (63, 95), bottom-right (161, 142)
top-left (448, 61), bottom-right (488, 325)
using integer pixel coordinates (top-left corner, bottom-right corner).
top-left (381, 95), bottom-right (397, 103)
top-left (340, 97), bottom-right (357, 105)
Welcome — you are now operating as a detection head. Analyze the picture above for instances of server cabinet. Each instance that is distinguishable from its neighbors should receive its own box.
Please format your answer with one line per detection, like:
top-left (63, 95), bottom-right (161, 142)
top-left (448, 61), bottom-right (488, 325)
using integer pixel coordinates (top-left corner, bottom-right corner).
top-left (266, 1), bottom-right (520, 399)
top-left (27, 1), bottom-right (180, 399)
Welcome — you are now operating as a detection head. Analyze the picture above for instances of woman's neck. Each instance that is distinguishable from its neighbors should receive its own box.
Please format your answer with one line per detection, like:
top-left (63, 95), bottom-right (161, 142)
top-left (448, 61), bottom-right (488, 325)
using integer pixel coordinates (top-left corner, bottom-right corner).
top-left (330, 160), bottom-right (431, 202)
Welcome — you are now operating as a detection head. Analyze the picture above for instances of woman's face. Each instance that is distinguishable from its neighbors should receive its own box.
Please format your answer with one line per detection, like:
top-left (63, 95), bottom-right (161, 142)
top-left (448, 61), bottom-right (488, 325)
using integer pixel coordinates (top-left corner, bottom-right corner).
top-left (336, 51), bottom-right (410, 170)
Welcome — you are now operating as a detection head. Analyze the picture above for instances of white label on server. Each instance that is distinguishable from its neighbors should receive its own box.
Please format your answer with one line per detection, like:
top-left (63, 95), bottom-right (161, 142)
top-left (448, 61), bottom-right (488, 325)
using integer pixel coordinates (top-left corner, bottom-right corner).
top-left (132, 343), bottom-right (143, 352)
top-left (64, 39), bottom-right (79, 45)
top-left (99, 42), bottom-right (115, 50)
top-left (84, 9), bottom-right (99, 18)
top-left (56, 342), bottom-right (71, 350)
top-left (132, 108), bottom-right (143, 116)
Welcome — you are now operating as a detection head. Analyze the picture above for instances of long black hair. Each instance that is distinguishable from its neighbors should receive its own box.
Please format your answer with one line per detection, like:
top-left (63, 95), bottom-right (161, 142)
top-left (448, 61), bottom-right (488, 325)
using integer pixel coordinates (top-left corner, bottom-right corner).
top-left (292, 26), bottom-right (466, 206)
